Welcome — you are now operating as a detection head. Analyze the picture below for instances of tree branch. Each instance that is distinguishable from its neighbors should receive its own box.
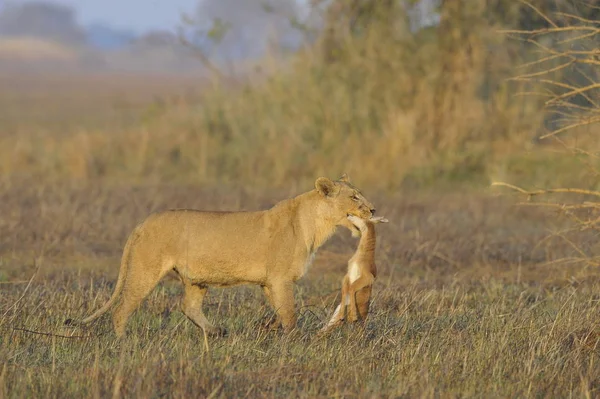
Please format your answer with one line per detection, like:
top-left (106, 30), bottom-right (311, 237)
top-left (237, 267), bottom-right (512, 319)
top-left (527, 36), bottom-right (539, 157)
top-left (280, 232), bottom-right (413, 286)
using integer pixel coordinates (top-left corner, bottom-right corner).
top-left (11, 327), bottom-right (94, 339)
top-left (491, 182), bottom-right (600, 199)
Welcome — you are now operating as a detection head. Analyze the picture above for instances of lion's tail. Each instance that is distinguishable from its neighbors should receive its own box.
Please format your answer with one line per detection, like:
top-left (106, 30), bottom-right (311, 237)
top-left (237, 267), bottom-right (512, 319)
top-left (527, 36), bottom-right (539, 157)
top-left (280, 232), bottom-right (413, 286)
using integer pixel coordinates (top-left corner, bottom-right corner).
top-left (65, 225), bottom-right (140, 326)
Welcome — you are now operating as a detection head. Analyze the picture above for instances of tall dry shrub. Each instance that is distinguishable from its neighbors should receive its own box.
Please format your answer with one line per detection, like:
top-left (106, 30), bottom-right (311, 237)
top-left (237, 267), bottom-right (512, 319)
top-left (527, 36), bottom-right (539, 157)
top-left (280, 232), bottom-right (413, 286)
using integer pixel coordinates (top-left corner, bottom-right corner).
top-left (165, 0), bottom-right (542, 188)
top-left (494, 0), bottom-right (600, 267)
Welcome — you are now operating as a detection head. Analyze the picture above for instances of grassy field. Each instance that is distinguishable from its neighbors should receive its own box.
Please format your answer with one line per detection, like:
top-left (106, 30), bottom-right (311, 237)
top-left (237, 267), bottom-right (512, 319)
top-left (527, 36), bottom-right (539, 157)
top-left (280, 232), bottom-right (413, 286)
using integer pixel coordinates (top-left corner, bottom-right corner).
top-left (0, 16), bottom-right (599, 394)
top-left (1, 178), bottom-right (600, 398)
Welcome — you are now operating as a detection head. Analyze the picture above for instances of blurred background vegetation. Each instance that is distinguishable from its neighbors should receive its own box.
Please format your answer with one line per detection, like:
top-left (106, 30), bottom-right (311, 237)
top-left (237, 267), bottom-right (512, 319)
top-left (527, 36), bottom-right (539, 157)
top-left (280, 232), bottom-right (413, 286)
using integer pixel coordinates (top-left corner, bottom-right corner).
top-left (0, 0), bottom-right (598, 191)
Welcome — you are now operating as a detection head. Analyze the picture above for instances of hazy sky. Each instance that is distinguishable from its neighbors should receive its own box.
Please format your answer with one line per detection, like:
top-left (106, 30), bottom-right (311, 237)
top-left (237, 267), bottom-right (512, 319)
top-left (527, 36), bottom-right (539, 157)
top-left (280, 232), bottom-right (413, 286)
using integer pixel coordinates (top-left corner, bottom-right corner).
top-left (5, 0), bottom-right (200, 33)
top-left (2, 0), bottom-right (436, 35)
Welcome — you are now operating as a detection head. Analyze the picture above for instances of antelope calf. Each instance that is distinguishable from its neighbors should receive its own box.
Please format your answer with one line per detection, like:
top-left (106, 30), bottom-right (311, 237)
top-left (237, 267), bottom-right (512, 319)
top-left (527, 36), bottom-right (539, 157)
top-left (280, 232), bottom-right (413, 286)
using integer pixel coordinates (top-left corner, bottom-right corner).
top-left (321, 215), bottom-right (388, 333)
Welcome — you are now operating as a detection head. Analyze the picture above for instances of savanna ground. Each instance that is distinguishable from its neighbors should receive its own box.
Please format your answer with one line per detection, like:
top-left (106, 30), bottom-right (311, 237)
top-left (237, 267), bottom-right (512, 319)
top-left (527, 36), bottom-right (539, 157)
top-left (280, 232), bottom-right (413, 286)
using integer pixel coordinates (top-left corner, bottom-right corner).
top-left (2, 173), bottom-right (600, 398)
top-left (1, 111), bottom-right (599, 398)
top-left (1, 3), bottom-right (600, 395)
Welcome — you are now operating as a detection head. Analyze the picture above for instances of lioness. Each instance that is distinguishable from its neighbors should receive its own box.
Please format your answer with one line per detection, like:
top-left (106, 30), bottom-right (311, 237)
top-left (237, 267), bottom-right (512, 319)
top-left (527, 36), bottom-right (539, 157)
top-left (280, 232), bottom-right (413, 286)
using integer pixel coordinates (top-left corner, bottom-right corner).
top-left (66, 175), bottom-right (376, 338)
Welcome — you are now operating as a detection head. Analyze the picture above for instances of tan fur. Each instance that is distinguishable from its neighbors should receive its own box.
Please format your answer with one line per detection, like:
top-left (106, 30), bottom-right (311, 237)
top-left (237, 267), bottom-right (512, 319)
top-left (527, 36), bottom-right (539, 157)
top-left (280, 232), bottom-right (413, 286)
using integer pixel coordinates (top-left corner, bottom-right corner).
top-left (321, 215), bottom-right (388, 333)
top-left (65, 175), bottom-right (376, 338)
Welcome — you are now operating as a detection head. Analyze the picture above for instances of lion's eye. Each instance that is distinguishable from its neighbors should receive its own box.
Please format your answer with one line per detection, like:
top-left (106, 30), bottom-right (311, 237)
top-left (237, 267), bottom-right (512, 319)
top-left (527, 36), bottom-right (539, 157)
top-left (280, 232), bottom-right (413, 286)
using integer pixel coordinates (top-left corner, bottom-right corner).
top-left (351, 195), bottom-right (360, 202)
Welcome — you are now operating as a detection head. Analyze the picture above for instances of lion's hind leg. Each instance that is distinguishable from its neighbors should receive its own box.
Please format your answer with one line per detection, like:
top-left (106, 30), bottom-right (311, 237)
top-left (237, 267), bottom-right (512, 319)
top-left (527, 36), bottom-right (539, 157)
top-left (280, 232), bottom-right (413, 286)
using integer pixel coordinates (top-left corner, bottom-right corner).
top-left (182, 282), bottom-right (226, 337)
top-left (111, 256), bottom-right (169, 338)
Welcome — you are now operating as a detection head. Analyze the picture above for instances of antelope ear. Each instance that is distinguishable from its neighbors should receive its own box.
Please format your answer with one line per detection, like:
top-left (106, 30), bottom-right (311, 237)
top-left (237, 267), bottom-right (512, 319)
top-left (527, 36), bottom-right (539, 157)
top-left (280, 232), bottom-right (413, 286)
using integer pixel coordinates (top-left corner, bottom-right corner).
top-left (315, 177), bottom-right (339, 197)
top-left (338, 173), bottom-right (350, 183)
top-left (370, 216), bottom-right (389, 224)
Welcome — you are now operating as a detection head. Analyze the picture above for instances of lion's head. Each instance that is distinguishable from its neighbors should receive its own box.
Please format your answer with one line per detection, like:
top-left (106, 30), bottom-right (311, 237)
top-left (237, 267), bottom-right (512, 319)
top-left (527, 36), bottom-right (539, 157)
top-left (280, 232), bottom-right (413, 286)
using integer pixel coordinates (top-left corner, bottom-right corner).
top-left (314, 174), bottom-right (376, 237)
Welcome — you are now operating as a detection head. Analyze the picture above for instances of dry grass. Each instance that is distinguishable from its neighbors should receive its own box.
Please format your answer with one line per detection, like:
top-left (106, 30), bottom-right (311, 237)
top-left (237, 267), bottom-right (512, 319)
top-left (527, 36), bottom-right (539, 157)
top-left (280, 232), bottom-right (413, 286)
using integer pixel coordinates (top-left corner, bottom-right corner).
top-left (0, 70), bottom-right (589, 191)
top-left (2, 181), bottom-right (600, 398)
top-left (0, 37), bottom-right (77, 62)
top-left (1, 4), bottom-right (600, 396)
top-left (0, 72), bottom-right (209, 135)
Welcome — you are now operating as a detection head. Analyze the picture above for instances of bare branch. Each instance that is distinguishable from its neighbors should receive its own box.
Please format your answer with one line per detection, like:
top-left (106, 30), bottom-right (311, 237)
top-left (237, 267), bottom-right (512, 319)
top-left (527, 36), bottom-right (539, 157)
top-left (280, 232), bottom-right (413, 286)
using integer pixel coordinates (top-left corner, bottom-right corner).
top-left (577, 59), bottom-right (600, 67)
top-left (499, 26), bottom-right (599, 35)
top-left (512, 60), bottom-right (574, 80)
top-left (519, 0), bottom-right (559, 28)
top-left (11, 327), bottom-right (94, 339)
top-left (513, 91), bottom-right (555, 98)
top-left (554, 11), bottom-right (600, 25)
top-left (539, 116), bottom-right (600, 139)
top-left (557, 30), bottom-right (600, 45)
top-left (491, 182), bottom-right (600, 199)
top-left (516, 53), bottom-right (565, 70)
top-left (555, 232), bottom-right (593, 260)
top-left (547, 101), bottom-right (597, 114)
top-left (547, 83), bottom-right (600, 104)
top-left (513, 78), bottom-right (600, 110)
top-left (515, 202), bottom-right (600, 210)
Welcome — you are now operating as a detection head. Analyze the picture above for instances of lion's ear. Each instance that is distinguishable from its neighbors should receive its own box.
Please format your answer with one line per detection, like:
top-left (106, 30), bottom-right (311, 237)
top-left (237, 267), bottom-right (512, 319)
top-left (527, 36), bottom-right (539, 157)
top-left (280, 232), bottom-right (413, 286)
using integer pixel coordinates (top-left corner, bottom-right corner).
top-left (315, 177), bottom-right (339, 197)
top-left (338, 173), bottom-right (350, 183)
